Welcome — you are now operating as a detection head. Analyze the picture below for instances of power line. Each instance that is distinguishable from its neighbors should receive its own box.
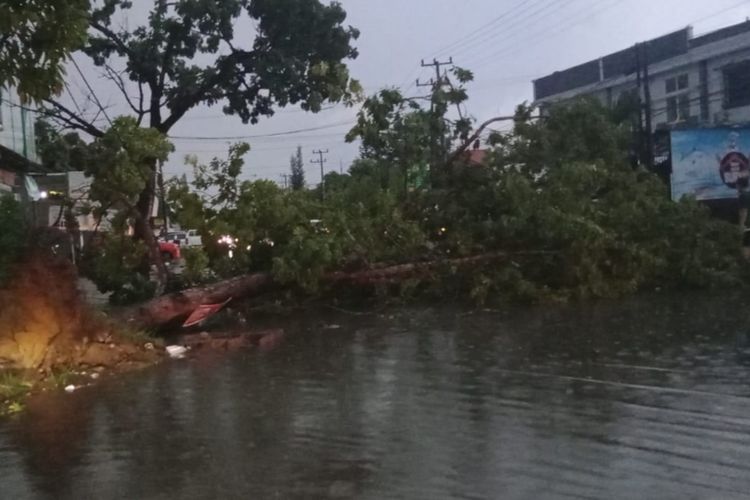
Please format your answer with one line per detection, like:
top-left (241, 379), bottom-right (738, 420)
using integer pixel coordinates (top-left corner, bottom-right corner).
top-left (479, 0), bottom-right (749, 81)
top-left (169, 130), bottom-right (355, 144)
top-left (179, 104), bottom-right (341, 121)
top-left (465, 0), bottom-right (621, 68)
top-left (451, 0), bottom-right (577, 63)
top-left (168, 119), bottom-right (356, 141)
top-left (430, 0), bottom-right (549, 59)
top-left (71, 57), bottom-right (113, 127)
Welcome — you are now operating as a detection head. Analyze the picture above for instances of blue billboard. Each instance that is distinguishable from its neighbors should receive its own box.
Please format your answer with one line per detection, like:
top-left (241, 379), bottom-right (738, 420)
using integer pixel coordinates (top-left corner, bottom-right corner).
top-left (670, 128), bottom-right (750, 201)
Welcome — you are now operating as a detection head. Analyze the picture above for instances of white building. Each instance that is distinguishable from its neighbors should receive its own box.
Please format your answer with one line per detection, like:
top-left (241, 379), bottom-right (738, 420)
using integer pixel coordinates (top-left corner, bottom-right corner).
top-left (533, 21), bottom-right (750, 130)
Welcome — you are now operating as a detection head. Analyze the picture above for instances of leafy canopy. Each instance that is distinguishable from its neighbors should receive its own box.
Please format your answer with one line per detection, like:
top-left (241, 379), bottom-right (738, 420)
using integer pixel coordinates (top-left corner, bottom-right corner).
top-left (290, 146), bottom-right (306, 191)
top-left (80, 0), bottom-right (361, 133)
top-left (0, 0), bottom-right (90, 101)
top-left (86, 116), bottom-right (174, 212)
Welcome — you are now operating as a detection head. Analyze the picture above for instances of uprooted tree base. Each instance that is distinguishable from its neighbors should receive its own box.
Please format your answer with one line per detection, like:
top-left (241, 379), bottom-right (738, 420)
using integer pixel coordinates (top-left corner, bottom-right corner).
top-left (0, 252), bottom-right (161, 372)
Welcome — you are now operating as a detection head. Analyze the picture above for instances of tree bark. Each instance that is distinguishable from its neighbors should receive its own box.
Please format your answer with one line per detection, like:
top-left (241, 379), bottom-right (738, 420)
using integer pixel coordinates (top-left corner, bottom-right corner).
top-left (120, 252), bottom-right (527, 330)
top-left (134, 161), bottom-right (168, 294)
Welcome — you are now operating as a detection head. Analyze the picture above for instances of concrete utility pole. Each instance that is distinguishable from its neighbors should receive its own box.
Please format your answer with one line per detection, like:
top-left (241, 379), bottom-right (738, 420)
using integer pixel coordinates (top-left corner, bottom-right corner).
top-left (417, 58), bottom-right (454, 184)
top-left (634, 44), bottom-right (645, 168)
top-left (633, 43), bottom-right (655, 170)
top-left (420, 57), bottom-right (453, 88)
top-left (311, 149), bottom-right (329, 200)
top-left (641, 43), bottom-right (654, 170)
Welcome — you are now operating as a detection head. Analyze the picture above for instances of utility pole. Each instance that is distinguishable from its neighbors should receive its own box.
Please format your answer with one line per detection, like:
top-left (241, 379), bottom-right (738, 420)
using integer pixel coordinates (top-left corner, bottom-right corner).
top-left (279, 174), bottom-right (289, 189)
top-left (420, 57), bottom-right (453, 88)
top-left (311, 149), bottom-right (329, 200)
top-left (418, 57), bottom-right (454, 185)
top-left (634, 44), bottom-right (644, 168)
top-left (641, 43), bottom-right (654, 170)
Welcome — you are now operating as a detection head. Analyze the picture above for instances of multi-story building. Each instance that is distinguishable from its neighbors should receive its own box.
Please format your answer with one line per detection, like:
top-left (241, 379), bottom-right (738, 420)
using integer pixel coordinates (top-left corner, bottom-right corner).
top-left (533, 20), bottom-right (750, 130)
top-left (0, 86), bottom-right (39, 196)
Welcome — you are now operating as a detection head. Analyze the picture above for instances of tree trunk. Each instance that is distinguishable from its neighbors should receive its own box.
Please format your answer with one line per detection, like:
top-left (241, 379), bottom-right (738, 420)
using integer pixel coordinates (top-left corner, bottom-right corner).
top-left (120, 252), bottom-right (523, 330)
top-left (134, 161), bottom-right (168, 295)
top-left (125, 272), bottom-right (275, 329)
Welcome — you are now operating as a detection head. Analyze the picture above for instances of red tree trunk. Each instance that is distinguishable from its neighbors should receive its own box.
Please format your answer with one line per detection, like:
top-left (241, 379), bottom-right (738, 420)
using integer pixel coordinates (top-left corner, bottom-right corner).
top-left (122, 252), bottom-right (519, 330)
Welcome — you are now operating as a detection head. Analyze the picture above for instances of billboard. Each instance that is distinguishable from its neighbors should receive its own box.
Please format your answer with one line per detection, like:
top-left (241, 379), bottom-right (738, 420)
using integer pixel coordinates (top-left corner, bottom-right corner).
top-left (671, 128), bottom-right (750, 201)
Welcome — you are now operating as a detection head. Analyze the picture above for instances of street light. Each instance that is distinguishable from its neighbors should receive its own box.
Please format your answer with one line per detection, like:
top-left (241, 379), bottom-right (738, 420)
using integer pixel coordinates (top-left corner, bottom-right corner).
top-left (218, 235), bottom-right (238, 259)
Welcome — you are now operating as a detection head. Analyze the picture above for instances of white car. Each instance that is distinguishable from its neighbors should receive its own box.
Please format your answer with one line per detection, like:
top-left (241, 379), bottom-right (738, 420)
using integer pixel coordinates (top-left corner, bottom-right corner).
top-left (164, 229), bottom-right (203, 248)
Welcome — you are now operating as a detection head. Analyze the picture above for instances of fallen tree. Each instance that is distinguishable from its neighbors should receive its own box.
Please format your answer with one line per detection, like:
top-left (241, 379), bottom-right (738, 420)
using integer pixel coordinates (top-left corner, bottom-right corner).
top-left (122, 252), bottom-right (534, 330)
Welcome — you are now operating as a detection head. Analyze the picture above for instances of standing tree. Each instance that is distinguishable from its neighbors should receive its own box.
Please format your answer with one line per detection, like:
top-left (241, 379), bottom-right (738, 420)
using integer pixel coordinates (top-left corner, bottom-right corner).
top-left (36, 0), bottom-right (361, 264)
top-left (0, 0), bottom-right (90, 101)
top-left (290, 145), bottom-right (306, 190)
top-left (85, 116), bottom-right (174, 294)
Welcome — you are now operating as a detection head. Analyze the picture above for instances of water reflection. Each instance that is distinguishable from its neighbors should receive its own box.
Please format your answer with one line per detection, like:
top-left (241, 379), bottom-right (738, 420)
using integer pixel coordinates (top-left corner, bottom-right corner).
top-left (3, 292), bottom-right (750, 498)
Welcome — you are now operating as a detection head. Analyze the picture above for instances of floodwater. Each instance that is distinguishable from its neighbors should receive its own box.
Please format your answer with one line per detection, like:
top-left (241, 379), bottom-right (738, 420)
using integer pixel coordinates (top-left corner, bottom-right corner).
top-left (3, 293), bottom-right (750, 499)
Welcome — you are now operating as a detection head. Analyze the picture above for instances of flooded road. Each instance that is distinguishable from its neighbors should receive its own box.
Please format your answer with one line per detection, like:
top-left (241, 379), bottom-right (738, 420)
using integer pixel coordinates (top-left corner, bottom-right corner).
top-left (3, 293), bottom-right (750, 499)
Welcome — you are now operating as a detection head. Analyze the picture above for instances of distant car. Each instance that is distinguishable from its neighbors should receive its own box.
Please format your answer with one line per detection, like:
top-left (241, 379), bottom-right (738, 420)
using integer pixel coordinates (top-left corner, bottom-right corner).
top-left (163, 229), bottom-right (202, 248)
top-left (163, 231), bottom-right (187, 246)
top-left (185, 229), bottom-right (203, 247)
top-left (159, 241), bottom-right (181, 261)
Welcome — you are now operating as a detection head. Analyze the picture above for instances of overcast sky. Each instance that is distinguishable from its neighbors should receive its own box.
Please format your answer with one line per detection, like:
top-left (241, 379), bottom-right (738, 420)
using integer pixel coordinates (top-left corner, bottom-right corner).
top-left (69, 0), bottom-right (750, 185)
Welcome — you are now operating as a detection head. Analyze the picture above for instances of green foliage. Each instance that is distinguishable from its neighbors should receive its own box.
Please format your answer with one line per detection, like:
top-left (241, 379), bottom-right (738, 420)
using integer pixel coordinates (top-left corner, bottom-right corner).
top-left (181, 247), bottom-right (211, 286)
top-left (0, 196), bottom-right (26, 285)
top-left (0, 371), bottom-right (33, 402)
top-left (491, 98), bottom-right (632, 174)
top-left (0, 370), bottom-right (31, 416)
top-left (35, 118), bottom-right (91, 172)
top-left (190, 142), bottom-right (250, 209)
top-left (0, 0), bottom-right (89, 101)
top-left (86, 117), bottom-right (174, 211)
top-left (167, 175), bottom-right (207, 232)
top-left (83, 230), bottom-right (156, 305)
top-left (163, 94), bottom-right (745, 306)
top-left (77, 117), bottom-right (174, 301)
top-left (290, 146), bottom-right (306, 191)
top-left (82, 0), bottom-right (361, 132)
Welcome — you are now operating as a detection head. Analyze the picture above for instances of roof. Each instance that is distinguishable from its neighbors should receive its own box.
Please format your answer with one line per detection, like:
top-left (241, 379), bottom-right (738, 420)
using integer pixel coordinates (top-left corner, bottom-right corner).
top-left (464, 149), bottom-right (489, 166)
top-left (534, 20), bottom-right (750, 100)
top-left (691, 20), bottom-right (750, 48)
top-left (0, 144), bottom-right (43, 174)
top-left (534, 28), bottom-right (690, 100)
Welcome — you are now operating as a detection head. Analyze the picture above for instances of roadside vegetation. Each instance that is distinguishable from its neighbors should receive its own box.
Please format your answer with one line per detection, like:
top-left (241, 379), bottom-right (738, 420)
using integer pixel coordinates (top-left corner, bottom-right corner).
top-left (0, 1), bottom-right (745, 408)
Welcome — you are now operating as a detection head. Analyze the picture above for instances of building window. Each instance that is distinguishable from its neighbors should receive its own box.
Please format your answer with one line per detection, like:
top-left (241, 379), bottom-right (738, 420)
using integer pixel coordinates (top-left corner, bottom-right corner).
top-left (666, 78), bottom-right (676, 94)
top-left (724, 60), bottom-right (750, 109)
top-left (665, 74), bottom-right (689, 94)
top-left (667, 94), bottom-right (691, 122)
top-left (679, 94), bottom-right (690, 119)
top-left (677, 74), bottom-right (689, 90)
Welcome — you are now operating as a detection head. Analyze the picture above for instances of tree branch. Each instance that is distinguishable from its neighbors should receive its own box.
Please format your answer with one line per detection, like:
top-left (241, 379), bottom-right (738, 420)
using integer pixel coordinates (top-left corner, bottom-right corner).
top-left (42, 99), bottom-right (106, 138)
top-left (90, 22), bottom-right (133, 57)
top-left (137, 81), bottom-right (145, 126)
top-left (446, 115), bottom-right (515, 167)
top-left (158, 51), bottom-right (248, 133)
top-left (103, 64), bottom-right (143, 119)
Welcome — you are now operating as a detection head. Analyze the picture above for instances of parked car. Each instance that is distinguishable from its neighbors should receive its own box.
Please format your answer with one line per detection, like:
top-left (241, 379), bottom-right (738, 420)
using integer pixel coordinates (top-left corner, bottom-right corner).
top-left (185, 229), bottom-right (203, 247)
top-left (163, 231), bottom-right (187, 246)
top-left (159, 241), bottom-right (181, 261)
top-left (163, 229), bottom-right (202, 248)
